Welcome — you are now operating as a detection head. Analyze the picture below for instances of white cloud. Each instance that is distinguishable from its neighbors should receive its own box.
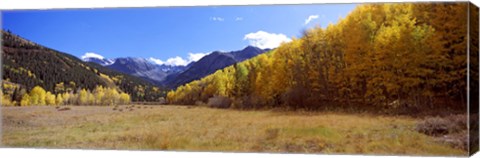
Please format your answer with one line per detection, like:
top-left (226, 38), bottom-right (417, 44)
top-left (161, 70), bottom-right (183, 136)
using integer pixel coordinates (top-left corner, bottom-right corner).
top-left (164, 56), bottom-right (189, 66)
top-left (243, 31), bottom-right (292, 49)
top-left (304, 15), bottom-right (319, 25)
top-left (210, 17), bottom-right (224, 21)
top-left (188, 52), bottom-right (209, 62)
top-left (81, 52), bottom-right (105, 60)
top-left (149, 56), bottom-right (189, 66)
top-left (149, 51), bottom-right (210, 66)
top-left (235, 17), bottom-right (243, 21)
top-left (148, 57), bottom-right (164, 65)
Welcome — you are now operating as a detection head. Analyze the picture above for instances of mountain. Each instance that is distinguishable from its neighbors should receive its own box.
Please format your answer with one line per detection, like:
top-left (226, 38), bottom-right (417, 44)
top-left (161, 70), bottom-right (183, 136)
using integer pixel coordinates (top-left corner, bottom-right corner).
top-left (1, 30), bottom-right (165, 102)
top-left (163, 45), bottom-right (268, 88)
top-left (158, 64), bottom-right (190, 73)
top-left (82, 54), bottom-right (188, 84)
top-left (108, 57), bottom-right (159, 75)
top-left (106, 57), bottom-right (186, 84)
top-left (231, 45), bottom-right (267, 61)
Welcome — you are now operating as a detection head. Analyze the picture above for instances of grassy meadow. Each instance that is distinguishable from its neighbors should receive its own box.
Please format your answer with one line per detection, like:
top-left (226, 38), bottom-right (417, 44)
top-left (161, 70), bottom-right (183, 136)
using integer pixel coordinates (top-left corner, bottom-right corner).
top-left (1, 105), bottom-right (466, 156)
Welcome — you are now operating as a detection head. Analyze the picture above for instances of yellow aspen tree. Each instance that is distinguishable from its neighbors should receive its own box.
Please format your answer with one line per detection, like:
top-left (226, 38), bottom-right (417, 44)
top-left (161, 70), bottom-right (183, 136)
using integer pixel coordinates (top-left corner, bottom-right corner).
top-left (119, 93), bottom-right (131, 105)
top-left (45, 91), bottom-right (56, 105)
top-left (29, 86), bottom-right (46, 105)
top-left (94, 86), bottom-right (105, 105)
top-left (20, 94), bottom-right (30, 106)
top-left (78, 88), bottom-right (88, 105)
top-left (56, 93), bottom-right (64, 105)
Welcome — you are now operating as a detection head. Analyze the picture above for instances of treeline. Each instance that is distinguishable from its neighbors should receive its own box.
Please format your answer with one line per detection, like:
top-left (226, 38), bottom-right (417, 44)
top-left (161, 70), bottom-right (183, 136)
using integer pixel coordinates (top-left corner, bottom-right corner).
top-left (1, 84), bottom-right (131, 106)
top-left (167, 3), bottom-right (478, 113)
top-left (2, 30), bottom-right (166, 102)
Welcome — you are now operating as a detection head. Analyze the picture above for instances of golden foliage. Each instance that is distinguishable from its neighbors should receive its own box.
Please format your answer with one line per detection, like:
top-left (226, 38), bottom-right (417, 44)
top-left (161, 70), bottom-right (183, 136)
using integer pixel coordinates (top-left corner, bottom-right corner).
top-left (168, 3), bottom-right (469, 112)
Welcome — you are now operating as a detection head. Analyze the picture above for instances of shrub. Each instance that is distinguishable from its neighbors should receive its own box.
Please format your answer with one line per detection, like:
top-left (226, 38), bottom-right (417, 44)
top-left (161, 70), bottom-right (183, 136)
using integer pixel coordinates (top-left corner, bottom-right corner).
top-left (416, 115), bottom-right (467, 136)
top-left (446, 114), bottom-right (467, 132)
top-left (207, 96), bottom-right (231, 109)
top-left (231, 99), bottom-right (244, 109)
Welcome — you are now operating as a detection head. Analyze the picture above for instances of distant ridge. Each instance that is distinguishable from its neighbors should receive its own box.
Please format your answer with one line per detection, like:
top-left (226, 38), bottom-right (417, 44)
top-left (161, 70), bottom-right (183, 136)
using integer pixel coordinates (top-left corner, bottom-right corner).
top-left (163, 45), bottom-right (269, 88)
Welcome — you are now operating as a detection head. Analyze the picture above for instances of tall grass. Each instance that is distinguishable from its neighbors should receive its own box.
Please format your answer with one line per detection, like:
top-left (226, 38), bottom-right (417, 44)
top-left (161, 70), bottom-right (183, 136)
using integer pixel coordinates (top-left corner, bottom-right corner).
top-left (1, 105), bottom-right (467, 156)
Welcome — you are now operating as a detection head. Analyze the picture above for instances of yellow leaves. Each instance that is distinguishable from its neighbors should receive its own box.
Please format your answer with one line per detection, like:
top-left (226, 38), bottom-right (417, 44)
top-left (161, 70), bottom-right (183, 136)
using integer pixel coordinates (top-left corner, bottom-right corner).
top-left (30, 86), bottom-right (46, 105)
top-left (104, 88), bottom-right (120, 105)
top-left (45, 92), bottom-right (56, 106)
top-left (166, 3), bottom-right (468, 110)
top-left (119, 93), bottom-right (131, 105)
top-left (1, 91), bottom-right (15, 106)
top-left (99, 73), bottom-right (115, 88)
top-left (20, 94), bottom-right (30, 106)
top-left (56, 94), bottom-right (64, 105)
top-left (166, 91), bottom-right (175, 103)
top-left (55, 82), bottom-right (65, 93)
top-left (16, 85), bottom-right (131, 106)
top-left (78, 88), bottom-right (89, 105)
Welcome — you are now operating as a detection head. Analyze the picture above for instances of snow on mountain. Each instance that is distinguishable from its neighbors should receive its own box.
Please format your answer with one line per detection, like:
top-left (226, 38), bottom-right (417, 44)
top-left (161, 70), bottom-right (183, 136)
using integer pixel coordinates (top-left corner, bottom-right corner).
top-left (81, 52), bottom-right (114, 66)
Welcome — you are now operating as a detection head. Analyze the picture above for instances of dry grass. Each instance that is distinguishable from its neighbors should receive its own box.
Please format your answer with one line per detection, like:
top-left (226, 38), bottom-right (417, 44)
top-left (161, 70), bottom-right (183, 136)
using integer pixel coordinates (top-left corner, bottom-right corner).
top-left (1, 105), bottom-right (467, 156)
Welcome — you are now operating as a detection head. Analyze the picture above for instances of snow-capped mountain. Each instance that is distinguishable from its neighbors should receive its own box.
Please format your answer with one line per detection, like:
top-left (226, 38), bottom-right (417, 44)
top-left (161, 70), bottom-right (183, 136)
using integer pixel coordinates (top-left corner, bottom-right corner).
top-left (81, 52), bottom-right (114, 66)
top-left (105, 57), bottom-right (187, 84)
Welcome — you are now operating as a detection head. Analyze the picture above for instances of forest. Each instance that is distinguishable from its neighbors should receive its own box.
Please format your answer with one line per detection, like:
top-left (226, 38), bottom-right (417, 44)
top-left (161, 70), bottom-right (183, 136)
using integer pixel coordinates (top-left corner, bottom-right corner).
top-left (167, 3), bottom-right (479, 114)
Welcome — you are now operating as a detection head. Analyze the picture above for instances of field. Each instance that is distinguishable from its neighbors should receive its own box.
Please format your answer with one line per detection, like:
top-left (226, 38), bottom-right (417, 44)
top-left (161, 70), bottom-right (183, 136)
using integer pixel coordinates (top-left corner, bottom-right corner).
top-left (1, 105), bottom-right (466, 156)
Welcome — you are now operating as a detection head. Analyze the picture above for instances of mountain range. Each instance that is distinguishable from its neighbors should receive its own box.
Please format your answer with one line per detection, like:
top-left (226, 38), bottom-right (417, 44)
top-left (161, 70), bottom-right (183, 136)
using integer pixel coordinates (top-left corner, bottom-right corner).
top-left (82, 45), bottom-right (269, 88)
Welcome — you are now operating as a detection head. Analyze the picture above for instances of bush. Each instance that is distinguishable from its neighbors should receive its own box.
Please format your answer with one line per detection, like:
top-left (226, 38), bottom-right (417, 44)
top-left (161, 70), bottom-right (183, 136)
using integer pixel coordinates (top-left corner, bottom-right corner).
top-left (231, 98), bottom-right (244, 109)
top-left (446, 114), bottom-right (467, 132)
top-left (207, 96), bottom-right (231, 109)
top-left (415, 115), bottom-right (467, 136)
top-left (416, 117), bottom-right (453, 136)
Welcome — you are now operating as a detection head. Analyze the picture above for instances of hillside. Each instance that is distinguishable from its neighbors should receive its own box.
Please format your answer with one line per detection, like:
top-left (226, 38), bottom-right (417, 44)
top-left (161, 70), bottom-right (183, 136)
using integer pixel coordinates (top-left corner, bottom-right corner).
top-left (1, 30), bottom-right (165, 102)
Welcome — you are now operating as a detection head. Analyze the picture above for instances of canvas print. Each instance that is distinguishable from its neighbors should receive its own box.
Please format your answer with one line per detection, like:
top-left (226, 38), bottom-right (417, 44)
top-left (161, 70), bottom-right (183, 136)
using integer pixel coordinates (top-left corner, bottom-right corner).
top-left (1, 2), bottom-right (479, 157)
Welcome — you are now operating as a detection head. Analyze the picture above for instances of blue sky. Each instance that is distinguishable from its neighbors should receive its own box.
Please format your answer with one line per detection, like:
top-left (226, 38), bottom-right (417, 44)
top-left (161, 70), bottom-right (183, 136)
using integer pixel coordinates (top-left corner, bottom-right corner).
top-left (2, 4), bottom-right (357, 66)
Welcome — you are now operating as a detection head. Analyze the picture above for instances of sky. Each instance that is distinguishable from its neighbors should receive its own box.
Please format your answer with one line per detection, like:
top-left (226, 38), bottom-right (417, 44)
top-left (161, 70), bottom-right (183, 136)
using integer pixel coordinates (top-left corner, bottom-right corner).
top-left (2, 4), bottom-right (357, 66)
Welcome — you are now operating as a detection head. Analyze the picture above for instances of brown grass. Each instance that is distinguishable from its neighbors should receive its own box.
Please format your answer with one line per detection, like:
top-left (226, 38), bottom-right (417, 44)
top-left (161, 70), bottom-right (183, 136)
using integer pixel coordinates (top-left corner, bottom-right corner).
top-left (1, 105), bottom-right (467, 156)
